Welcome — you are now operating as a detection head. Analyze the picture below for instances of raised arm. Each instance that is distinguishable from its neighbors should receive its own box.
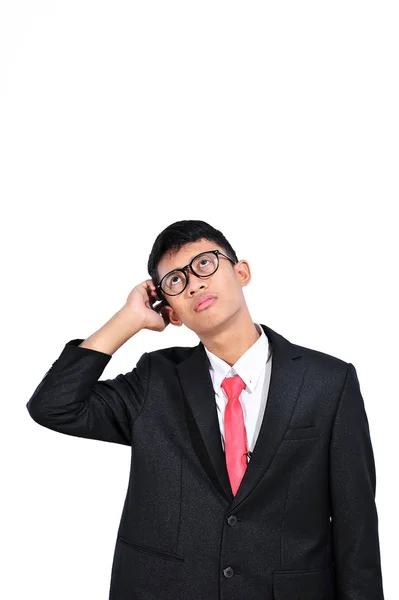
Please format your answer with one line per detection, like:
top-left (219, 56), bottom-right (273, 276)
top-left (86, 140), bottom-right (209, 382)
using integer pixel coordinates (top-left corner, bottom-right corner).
top-left (26, 279), bottom-right (170, 445)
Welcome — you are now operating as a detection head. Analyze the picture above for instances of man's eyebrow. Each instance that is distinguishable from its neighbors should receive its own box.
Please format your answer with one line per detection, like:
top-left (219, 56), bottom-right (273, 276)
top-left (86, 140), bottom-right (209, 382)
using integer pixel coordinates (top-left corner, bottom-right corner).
top-left (164, 251), bottom-right (203, 274)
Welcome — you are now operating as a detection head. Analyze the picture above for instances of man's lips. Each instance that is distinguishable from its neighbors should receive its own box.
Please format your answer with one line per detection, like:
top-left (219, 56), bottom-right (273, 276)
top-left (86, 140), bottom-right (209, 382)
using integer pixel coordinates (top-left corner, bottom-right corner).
top-left (195, 296), bottom-right (217, 311)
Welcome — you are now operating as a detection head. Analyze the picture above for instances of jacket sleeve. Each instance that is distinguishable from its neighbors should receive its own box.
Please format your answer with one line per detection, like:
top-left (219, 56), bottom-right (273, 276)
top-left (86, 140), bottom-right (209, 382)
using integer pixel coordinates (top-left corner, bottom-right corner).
top-left (329, 362), bottom-right (384, 600)
top-left (26, 339), bottom-right (150, 446)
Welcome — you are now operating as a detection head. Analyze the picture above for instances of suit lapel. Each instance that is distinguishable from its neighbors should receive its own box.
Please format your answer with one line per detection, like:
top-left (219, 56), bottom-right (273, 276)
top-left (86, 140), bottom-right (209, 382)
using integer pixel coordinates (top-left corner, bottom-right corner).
top-left (176, 323), bottom-right (308, 509)
top-left (176, 340), bottom-right (232, 501)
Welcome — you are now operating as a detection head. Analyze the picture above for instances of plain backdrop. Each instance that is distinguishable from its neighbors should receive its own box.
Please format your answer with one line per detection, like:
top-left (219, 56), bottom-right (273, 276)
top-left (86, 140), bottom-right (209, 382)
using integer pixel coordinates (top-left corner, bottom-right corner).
top-left (1, 1), bottom-right (397, 598)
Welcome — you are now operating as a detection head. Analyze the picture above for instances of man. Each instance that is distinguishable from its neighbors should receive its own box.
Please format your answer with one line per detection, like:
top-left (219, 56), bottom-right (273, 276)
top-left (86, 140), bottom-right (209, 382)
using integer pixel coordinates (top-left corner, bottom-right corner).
top-left (26, 219), bottom-right (384, 600)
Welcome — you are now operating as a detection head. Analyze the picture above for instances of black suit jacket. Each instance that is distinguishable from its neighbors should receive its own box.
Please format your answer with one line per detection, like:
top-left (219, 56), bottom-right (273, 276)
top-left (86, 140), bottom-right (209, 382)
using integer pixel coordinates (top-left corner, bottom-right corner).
top-left (26, 323), bottom-right (384, 600)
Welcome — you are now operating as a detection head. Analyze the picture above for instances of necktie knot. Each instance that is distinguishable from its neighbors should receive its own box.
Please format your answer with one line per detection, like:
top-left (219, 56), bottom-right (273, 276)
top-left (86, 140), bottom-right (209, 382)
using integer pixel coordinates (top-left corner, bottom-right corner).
top-left (221, 374), bottom-right (246, 400)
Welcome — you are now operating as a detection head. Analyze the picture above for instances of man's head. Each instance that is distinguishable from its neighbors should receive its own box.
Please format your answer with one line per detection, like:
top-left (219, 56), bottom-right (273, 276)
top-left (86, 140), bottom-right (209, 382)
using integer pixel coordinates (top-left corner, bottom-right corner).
top-left (147, 220), bottom-right (252, 336)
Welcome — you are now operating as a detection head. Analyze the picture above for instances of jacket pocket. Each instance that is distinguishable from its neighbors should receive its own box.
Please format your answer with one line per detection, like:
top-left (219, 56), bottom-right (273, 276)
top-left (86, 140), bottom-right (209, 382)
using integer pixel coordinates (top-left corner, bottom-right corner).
top-left (283, 426), bottom-right (321, 440)
top-left (117, 535), bottom-right (185, 563)
top-left (273, 565), bottom-right (335, 599)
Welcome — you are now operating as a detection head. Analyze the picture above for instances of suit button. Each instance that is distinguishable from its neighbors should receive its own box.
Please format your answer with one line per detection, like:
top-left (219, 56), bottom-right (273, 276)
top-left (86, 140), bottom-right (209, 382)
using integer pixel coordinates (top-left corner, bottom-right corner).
top-left (223, 567), bottom-right (234, 578)
top-left (227, 515), bottom-right (237, 525)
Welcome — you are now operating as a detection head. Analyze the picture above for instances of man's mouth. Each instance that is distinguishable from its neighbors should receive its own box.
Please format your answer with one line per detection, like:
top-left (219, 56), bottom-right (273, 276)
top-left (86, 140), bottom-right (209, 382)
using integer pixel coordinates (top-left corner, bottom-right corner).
top-left (195, 296), bottom-right (217, 311)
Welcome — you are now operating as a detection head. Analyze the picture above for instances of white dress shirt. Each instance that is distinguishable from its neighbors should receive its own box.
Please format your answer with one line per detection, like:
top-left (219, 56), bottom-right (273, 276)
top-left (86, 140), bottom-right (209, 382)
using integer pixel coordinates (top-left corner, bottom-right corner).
top-left (203, 323), bottom-right (272, 454)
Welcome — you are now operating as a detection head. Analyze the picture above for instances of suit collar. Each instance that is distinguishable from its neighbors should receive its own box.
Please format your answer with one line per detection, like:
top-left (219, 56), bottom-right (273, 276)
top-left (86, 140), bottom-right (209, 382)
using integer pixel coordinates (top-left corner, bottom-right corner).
top-left (176, 323), bottom-right (307, 511)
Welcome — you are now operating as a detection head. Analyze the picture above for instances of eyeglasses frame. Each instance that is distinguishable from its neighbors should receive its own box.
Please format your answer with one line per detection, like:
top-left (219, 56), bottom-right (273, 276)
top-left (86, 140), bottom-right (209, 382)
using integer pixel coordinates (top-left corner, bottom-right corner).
top-left (156, 249), bottom-right (238, 297)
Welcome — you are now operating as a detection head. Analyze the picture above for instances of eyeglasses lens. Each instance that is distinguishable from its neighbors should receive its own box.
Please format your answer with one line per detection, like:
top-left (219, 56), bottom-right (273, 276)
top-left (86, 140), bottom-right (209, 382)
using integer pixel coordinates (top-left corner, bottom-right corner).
top-left (161, 252), bottom-right (218, 296)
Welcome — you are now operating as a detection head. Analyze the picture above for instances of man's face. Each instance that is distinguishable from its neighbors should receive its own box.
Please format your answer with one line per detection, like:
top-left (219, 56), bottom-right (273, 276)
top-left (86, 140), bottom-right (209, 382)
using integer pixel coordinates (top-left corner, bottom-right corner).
top-left (156, 238), bottom-right (251, 335)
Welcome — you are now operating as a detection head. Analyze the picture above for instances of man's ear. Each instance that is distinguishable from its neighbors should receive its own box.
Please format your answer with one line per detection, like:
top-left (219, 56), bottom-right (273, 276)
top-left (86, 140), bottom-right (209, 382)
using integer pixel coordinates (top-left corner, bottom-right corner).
top-left (234, 259), bottom-right (251, 287)
top-left (164, 304), bottom-right (183, 327)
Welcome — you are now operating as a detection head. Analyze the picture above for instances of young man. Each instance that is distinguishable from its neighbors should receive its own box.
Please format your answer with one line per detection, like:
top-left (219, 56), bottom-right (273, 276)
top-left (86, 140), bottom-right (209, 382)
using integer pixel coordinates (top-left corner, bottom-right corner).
top-left (27, 219), bottom-right (384, 600)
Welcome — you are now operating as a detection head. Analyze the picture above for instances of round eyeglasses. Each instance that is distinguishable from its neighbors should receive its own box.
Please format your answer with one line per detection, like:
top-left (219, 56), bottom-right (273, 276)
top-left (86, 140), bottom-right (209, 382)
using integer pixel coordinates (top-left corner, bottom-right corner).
top-left (156, 249), bottom-right (237, 297)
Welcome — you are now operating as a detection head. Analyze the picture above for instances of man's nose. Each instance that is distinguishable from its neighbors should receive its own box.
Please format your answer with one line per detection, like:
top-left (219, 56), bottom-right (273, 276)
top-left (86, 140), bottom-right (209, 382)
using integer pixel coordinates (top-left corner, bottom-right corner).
top-left (185, 270), bottom-right (206, 294)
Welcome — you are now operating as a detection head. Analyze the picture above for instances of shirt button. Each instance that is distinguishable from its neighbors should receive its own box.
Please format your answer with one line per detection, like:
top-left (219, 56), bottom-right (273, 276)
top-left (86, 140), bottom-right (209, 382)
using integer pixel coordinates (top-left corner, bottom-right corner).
top-left (223, 566), bottom-right (234, 578)
top-left (227, 515), bottom-right (237, 525)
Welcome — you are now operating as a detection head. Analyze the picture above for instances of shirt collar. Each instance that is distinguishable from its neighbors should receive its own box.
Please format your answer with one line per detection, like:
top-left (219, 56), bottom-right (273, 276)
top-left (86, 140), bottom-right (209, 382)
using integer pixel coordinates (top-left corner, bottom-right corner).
top-left (203, 323), bottom-right (270, 394)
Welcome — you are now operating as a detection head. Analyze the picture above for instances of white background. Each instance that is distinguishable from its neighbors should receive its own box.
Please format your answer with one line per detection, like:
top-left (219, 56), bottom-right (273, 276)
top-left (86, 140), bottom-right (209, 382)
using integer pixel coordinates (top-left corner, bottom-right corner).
top-left (1, 1), bottom-right (397, 598)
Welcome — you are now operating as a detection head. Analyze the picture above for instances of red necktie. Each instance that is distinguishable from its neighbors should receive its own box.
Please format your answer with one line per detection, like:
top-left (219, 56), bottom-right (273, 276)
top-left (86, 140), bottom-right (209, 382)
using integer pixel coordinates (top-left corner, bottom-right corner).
top-left (221, 375), bottom-right (248, 496)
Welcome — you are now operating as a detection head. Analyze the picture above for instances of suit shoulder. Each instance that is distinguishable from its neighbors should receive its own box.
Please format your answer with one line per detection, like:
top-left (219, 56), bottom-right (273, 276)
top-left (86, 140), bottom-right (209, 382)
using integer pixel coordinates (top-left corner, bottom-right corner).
top-left (266, 325), bottom-right (349, 370)
top-left (292, 339), bottom-right (349, 371)
top-left (145, 343), bottom-right (197, 365)
top-left (263, 324), bottom-right (349, 372)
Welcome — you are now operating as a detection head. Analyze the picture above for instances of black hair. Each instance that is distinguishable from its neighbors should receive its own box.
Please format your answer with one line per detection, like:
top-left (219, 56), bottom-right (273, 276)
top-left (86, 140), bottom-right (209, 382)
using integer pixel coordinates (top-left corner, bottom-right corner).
top-left (147, 220), bottom-right (239, 295)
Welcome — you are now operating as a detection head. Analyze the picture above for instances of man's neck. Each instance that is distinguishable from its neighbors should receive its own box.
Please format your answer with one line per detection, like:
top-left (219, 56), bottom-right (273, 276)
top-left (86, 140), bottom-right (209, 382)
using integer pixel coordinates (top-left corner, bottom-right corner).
top-left (199, 313), bottom-right (261, 367)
